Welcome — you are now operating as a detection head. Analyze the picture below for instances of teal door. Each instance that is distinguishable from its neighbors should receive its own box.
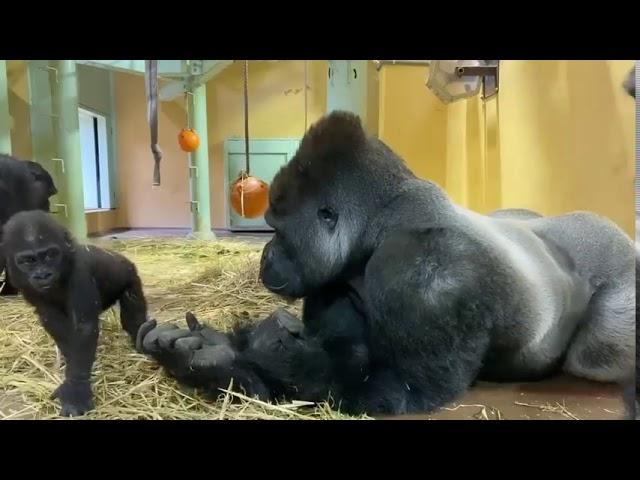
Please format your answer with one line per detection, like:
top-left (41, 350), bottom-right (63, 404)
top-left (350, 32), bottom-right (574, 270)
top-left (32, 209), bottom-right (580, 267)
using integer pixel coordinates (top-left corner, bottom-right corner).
top-left (225, 138), bottom-right (300, 230)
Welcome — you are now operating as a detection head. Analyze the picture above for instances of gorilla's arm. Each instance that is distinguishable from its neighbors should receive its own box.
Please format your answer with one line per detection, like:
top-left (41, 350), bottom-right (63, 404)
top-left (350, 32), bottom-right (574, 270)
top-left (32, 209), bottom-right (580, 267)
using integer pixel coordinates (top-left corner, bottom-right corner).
top-left (137, 287), bottom-right (369, 405)
top-left (342, 229), bottom-right (493, 414)
top-left (138, 310), bottom-right (333, 402)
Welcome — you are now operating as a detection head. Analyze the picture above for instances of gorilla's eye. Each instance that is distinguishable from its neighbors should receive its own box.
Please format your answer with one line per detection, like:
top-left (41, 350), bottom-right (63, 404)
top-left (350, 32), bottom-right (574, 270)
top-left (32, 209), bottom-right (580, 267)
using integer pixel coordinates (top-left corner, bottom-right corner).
top-left (17, 254), bottom-right (37, 266)
top-left (317, 207), bottom-right (337, 225)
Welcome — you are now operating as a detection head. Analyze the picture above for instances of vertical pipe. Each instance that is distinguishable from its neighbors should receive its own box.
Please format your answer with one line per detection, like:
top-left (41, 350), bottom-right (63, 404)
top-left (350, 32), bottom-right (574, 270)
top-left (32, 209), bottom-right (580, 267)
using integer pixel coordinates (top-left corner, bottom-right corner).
top-left (54, 60), bottom-right (87, 239)
top-left (185, 88), bottom-right (198, 231)
top-left (189, 83), bottom-right (214, 239)
top-left (0, 60), bottom-right (12, 154)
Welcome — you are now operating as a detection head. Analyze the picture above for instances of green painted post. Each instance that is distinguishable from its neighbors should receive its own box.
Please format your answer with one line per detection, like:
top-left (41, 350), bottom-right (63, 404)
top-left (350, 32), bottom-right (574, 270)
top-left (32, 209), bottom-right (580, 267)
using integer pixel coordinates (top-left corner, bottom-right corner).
top-left (189, 83), bottom-right (214, 239)
top-left (54, 60), bottom-right (87, 239)
top-left (0, 60), bottom-right (12, 154)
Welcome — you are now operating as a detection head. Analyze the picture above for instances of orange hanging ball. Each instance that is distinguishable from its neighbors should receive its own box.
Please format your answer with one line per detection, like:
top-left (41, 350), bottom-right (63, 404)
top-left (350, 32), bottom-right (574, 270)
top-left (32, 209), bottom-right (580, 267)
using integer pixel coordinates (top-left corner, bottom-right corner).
top-left (230, 175), bottom-right (269, 219)
top-left (178, 128), bottom-right (200, 152)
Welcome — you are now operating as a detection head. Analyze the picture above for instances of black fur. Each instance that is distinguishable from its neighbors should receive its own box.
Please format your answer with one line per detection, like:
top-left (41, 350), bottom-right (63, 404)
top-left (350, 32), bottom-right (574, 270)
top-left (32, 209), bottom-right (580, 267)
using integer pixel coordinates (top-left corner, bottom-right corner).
top-left (1, 211), bottom-right (148, 417)
top-left (624, 66), bottom-right (635, 98)
top-left (24, 160), bottom-right (58, 212)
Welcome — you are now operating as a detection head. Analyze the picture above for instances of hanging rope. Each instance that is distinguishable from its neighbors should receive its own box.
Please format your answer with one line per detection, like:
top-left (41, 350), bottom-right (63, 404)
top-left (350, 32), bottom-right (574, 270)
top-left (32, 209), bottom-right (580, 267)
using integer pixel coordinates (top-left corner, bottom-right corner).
top-left (229, 59), bottom-right (270, 220)
top-left (144, 60), bottom-right (162, 186)
top-left (243, 60), bottom-right (250, 176)
top-left (239, 60), bottom-right (251, 217)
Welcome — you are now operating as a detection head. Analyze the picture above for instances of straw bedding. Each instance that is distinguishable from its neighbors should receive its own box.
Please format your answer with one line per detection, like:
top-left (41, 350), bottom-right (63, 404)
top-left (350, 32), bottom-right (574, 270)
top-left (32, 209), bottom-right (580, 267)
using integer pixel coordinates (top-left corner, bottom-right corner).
top-left (0, 238), bottom-right (370, 420)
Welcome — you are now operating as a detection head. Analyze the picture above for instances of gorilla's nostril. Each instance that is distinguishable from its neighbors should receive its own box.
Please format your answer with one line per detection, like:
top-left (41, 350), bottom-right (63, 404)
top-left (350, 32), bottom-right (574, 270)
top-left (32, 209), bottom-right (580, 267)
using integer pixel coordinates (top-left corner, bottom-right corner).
top-left (35, 271), bottom-right (53, 281)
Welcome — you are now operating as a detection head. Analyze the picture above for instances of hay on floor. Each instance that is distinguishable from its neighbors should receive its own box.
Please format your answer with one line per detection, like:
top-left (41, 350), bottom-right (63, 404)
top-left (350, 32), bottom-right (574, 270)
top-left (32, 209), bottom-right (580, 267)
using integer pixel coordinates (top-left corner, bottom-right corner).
top-left (0, 238), bottom-right (369, 420)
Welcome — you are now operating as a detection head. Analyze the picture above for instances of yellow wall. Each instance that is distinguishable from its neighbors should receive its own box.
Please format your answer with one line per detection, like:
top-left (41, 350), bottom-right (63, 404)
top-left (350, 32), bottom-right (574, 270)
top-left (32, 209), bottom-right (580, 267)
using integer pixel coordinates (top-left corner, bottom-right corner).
top-left (113, 71), bottom-right (191, 230)
top-left (6, 60), bottom-right (32, 160)
top-left (498, 60), bottom-right (635, 234)
top-left (378, 65), bottom-right (447, 188)
top-left (106, 60), bottom-right (327, 232)
top-left (6, 61), bottom-right (327, 234)
top-left (8, 60), bottom-right (635, 236)
top-left (206, 60), bottom-right (327, 227)
top-left (378, 60), bottom-right (636, 236)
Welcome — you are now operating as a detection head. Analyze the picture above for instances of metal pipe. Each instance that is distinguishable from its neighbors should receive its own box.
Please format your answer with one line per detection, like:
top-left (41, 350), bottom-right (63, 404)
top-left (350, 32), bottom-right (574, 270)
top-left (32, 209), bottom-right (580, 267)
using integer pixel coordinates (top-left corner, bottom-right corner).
top-left (373, 60), bottom-right (431, 70)
top-left (0, 60), bottom-right (11, 154)
top-left (189, 83), bottom-right (214, 239)
top-left (54, 60), bottom-right (87, 239)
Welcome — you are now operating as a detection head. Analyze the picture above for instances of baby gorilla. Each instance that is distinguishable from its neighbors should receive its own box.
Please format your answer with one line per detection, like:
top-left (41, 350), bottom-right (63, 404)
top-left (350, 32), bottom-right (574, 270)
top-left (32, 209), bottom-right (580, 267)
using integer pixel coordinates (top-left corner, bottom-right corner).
top-left (1, 211), bottom-right (148, 416)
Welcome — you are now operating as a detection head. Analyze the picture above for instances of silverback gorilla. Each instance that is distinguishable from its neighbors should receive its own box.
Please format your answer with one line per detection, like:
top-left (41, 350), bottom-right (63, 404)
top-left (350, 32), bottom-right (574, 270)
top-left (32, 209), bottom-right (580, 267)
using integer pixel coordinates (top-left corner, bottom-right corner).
top-left (1, 211), bottom-right (148, 416)
top-left (622, 63), bottom-right (638, 419)
top-left (137, 111), bottom-right (635, 416)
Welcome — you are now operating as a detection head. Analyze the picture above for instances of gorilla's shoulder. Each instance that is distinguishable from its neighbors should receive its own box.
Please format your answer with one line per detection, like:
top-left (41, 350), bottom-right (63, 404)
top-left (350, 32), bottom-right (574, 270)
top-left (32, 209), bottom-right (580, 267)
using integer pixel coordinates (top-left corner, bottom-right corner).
top-left (369, 226), bottom-right (497, 279)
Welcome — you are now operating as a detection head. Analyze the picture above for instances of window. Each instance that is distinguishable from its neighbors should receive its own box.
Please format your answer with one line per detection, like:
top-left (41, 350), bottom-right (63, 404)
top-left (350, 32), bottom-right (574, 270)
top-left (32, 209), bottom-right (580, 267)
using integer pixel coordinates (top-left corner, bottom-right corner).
top-left (79, 108), bottom-right (112, 211)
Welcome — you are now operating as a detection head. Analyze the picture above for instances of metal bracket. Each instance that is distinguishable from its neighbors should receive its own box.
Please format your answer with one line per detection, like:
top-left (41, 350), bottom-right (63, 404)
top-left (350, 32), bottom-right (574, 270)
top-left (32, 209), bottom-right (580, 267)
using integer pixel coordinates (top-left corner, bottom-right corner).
top-left (189, 61), bottom-right (204, 76)
top-left (455, 64), bottom-right (499, 99)
top-left (39, 65), bottom-right (58, 84)
top-left (51, 157), bottom-right (65, 174)
top-left (373, 60), bottom-right (432, 71)
top-left (188, 200), bottom-right (199, 213)
top-left (52, 203), bottom-right (68, 217)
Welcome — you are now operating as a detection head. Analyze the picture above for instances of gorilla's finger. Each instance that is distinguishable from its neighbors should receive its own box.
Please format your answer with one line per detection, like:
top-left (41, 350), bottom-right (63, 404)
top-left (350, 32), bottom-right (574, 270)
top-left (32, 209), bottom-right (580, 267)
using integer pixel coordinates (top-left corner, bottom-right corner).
top-left (142, 323), bottom-right (180, 353)
top-left (191, 344), bottom-right (236, 369)
top-left (186, 312), bottom-right (202, 331)
top-left (157, 328), bottom-right (193, 350)
top-left (199, 327), bottom-right (232, 346)
top-left (273, 308), bottom-right (304, 336)
top-left (174, 336), bottom-right (204, 353)
top-left (135, 319), bottom-right (157, 353)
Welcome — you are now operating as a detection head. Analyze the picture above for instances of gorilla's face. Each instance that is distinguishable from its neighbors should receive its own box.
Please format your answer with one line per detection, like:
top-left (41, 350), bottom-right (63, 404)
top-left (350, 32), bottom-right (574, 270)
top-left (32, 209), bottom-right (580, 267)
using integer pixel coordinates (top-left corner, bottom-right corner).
top-left (3, 211), bottom-right (73, 293)
top-left (260, 185), bottom-right (358, 299)
top-left (259, 111), bottom-right (405, 299)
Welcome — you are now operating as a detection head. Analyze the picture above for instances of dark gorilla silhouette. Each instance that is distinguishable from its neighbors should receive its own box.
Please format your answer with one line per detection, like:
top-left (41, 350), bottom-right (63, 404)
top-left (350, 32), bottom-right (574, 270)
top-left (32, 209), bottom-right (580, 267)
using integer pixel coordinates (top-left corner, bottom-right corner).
top-left (1, 155), bottom-right (57, 296)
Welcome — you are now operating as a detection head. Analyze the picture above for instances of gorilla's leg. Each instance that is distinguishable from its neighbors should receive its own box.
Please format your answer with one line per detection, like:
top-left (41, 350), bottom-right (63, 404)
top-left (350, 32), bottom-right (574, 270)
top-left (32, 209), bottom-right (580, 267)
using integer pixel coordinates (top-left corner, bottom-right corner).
top-left (562, 280), bottom-right (635, 383)
top-left (38, 305), bottom-right (98, 417)
top-left (118, 274), bottom-right (148, 340)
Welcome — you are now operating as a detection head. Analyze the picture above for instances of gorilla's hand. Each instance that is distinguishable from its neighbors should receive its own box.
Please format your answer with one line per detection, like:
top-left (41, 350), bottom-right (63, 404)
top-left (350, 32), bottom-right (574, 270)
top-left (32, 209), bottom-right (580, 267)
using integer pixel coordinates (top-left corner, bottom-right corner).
top-left (51, 379), bottom-right (94, 417)
top-left (136, 315), bottom-right (236, 383)
top-left (136, 309), bottom-right (327, 402)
